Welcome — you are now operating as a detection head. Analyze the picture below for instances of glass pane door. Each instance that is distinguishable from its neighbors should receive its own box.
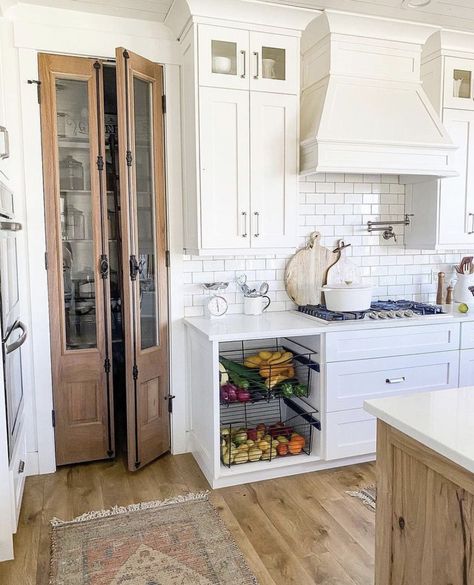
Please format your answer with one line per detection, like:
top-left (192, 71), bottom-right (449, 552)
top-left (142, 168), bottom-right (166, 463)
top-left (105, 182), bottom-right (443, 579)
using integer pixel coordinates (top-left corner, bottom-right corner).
top-left (134, 77), bottom-right (158, 350)
top-left (445, 57), bottom-right (474, 111)
top-left (56, 78), bottom-right (97, 350)
top-left (250, 32), bottom-right (298, 94)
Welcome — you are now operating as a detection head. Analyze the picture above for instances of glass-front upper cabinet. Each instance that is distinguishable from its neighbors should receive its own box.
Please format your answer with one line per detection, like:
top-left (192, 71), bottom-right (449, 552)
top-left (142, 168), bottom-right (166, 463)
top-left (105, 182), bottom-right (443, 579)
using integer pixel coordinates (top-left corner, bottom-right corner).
top-left (444, 57), bottom-right (474, 110)
top-left (198, 25), bottom-right (250, 90)
top-left (249, 31), bottom-right (298, 94)
top-left (198, 26), bottom-right (298, 94)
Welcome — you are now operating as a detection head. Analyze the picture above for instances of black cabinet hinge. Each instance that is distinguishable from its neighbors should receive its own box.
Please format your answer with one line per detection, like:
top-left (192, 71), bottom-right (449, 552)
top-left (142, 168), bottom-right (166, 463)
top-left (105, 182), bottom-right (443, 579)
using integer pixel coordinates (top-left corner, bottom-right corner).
top-left (99, 254), bottom-right (109, 279)
top-left (126, 150), bottom-right (133, 167)
top-left (96, 155), bottom-right (104, 171)
top-left (132, 364), bottom-right (139, 380)
top-left (27, 79), bottom-right (41, 104)
top-left (162, 94), bottom-right (167, 114)
top-left (44, 252), bottom-right (48, 270)
top-left (104, 357), bottom-right (111, 374)
top-left (165, 394), bottom-right (176, 414)
top-left (52, 409), bottom-right (56, 428)
top-left (165, 250), bottom-right (170, 268)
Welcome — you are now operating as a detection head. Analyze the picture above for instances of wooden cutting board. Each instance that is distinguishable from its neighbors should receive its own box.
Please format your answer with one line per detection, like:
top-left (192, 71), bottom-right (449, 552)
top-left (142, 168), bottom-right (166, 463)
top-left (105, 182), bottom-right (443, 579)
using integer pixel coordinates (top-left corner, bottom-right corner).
top-left (285, 232), bottom-right (339, 305)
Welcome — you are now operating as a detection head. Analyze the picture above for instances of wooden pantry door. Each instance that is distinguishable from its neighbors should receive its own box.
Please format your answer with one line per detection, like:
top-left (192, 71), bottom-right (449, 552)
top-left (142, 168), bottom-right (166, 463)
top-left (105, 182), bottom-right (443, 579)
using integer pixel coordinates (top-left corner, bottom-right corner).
top-left (39, 54), bottom-right (115, 465)
top-left (116, 48), bottom-right (170, 471)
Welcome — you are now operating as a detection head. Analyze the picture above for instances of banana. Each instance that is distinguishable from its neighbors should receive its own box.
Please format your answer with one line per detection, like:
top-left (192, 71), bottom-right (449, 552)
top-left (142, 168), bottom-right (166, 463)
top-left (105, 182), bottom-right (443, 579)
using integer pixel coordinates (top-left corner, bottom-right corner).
top-left (268, 351), bottom-right (293, 365)
top-left (259, 363), bottom-right (293, 378)
top-left (258, 350), bottom-right (273, 360)
top-left (244, 355), bottom-right (262, 368)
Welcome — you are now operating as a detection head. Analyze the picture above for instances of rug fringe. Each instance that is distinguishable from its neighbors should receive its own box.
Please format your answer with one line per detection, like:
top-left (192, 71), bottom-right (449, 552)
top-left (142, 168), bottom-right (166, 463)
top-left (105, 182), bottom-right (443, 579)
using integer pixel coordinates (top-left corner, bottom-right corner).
top-left (50, 490), bottom-right (210, 527)
top-left (346, 489), bottom-right (376, 510)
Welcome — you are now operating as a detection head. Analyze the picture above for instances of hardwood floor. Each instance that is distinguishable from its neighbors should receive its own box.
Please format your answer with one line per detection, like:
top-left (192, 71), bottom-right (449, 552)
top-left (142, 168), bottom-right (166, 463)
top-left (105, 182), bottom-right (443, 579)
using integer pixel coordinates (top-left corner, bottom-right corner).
top-left (0, 454), bottom-right (376, 585)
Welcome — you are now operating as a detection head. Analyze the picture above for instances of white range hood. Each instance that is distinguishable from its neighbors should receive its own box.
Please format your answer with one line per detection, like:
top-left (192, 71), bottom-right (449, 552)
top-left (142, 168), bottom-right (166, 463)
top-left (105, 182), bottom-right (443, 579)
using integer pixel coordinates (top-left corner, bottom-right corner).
top-left (300, 11), bottom-right (457, 179)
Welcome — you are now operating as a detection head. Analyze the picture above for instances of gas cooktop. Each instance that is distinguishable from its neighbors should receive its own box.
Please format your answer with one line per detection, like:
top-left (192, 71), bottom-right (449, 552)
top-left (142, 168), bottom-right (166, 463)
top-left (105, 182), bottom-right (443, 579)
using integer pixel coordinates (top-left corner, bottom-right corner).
top-left (297, 300), bottom-right (446, 322)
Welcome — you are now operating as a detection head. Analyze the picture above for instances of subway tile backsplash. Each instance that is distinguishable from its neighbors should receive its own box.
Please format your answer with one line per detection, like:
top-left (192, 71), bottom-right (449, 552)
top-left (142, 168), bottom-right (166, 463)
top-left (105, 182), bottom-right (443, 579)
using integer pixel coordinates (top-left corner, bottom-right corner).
top-left (183, 173), bottom-right (470, 317)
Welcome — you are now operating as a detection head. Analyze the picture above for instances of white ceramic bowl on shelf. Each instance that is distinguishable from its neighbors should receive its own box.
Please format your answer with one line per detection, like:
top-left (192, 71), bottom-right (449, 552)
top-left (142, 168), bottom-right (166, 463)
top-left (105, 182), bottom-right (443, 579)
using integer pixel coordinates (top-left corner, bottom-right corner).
top-left (212, 56), bottom-right (232, 74)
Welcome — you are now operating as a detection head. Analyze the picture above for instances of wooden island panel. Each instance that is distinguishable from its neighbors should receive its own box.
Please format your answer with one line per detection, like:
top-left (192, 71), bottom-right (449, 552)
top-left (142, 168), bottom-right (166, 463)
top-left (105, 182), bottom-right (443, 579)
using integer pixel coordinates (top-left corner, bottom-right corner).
top-left (376, 420), bottom-right (474, 585)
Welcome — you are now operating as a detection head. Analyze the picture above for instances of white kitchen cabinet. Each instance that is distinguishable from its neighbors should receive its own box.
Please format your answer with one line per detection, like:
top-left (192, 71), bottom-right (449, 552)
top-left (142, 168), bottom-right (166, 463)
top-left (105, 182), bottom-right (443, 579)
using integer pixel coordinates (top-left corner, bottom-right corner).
top-left (250, 92), bottom-right (298, 248)
top-left (178, 16), bottom-right (302, 254)
top-left (198, 25), bottom-right (298, 95)
top-left (406, 35), bottom-right (474, 250)
top-left (459, 349), bottom-right (474, 386)
top-left (199, 87), bottom-right (250, 249)
top-left (198, 25), bottom-right (249, 91)
top-left (0, 25), bottom-right (10, 182)
top-left (406, 108), bottom-right (474, 249)
top-left (325, 409), bottom-right (376, 461)
top-left (249, 31), bottom-right (298, 95)
top-left (444, 57), bottom-right (474, 111)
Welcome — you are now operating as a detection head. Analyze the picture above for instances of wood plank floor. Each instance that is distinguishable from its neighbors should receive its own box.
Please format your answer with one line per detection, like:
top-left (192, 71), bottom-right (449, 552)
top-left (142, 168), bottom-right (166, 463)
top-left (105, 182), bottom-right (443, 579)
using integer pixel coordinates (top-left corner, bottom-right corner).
top-left (0, 454), bottom-right (376, 585)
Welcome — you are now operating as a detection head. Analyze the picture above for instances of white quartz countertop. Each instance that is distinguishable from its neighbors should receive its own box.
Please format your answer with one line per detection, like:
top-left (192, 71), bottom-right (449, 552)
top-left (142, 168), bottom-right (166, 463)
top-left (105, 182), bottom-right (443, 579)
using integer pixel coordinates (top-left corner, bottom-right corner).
top-left (184, 309), bottom-right (474, 342)
top-left (365, 387), bottom-right (474, 473)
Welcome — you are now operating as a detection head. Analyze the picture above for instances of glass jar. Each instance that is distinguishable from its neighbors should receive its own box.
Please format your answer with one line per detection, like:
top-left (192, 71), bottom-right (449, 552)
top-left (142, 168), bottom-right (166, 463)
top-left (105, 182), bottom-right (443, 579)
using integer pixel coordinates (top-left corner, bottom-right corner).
top-left (60, 155), bottom-right (84, 190)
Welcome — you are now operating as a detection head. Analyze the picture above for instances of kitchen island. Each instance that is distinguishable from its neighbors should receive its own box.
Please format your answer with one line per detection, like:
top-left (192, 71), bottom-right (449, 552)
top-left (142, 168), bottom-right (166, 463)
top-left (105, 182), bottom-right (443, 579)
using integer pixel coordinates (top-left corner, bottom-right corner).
top-left (365, 388), bottom-right (474, 585)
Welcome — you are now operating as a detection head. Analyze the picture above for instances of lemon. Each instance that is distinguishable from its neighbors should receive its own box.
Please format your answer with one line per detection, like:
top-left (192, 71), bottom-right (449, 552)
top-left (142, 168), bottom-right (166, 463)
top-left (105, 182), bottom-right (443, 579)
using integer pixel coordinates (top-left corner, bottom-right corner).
top-left (458, 303), bottom-right (469, 314)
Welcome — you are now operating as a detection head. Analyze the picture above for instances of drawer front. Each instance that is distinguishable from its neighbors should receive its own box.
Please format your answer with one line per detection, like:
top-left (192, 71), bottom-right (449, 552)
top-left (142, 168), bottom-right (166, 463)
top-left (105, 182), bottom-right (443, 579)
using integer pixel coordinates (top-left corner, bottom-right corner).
top-left (326, 351), bottom-right (459, 412)
top-left (326, 409), bottom-right (376, 460)
top-left (9, 423), bottom-right (26, 532)
top-left (325, 323), bottom-right (460, 362)
top-left (461, 322), bottom-right (474, 350)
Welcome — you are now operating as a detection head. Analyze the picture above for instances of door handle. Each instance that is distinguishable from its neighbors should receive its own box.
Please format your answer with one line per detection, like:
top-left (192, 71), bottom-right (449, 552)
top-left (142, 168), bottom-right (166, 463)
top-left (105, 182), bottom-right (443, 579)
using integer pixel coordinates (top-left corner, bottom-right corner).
top-left (253, 52), bottom-right (259, 79)
top-left (4, 320), bottom-right (28, 355)
top-left (0, 126), bottom-right (9, 160)
top-left (18, 460), bottom-right (25, 474)
top-left (385, 377), bottom-right (406, 384)
top-left (240, 50), bottom-right (246, 79)
top-left (253, 211), bottom-right (260, 238)
top-left (468, 213), bottom-right (474, 234)
top-left (241, 211), bottom-right (248, 237)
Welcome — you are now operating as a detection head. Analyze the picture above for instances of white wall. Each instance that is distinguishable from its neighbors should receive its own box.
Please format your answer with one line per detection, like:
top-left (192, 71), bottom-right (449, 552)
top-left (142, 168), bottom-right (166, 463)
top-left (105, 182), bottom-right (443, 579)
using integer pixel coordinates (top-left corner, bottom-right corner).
top-left (183, 173), bottom-right (467, 316)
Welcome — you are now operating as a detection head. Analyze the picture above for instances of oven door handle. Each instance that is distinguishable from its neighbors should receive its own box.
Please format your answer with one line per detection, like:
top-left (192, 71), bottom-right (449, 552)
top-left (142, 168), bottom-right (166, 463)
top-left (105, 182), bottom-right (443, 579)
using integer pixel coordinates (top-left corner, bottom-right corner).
top-left (3, 320), bottom-right (28, 354)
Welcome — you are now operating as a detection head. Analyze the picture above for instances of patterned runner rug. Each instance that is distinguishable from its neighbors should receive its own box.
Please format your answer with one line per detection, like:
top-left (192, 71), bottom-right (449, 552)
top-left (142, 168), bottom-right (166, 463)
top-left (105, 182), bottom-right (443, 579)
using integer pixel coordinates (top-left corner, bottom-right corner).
top-left (49, 492), bottom-right (258, 585)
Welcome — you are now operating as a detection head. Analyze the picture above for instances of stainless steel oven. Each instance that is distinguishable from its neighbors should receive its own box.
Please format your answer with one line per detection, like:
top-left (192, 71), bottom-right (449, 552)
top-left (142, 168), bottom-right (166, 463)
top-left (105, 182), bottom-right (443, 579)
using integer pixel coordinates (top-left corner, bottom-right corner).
top-left (0, 181), bottom-right (26, 460)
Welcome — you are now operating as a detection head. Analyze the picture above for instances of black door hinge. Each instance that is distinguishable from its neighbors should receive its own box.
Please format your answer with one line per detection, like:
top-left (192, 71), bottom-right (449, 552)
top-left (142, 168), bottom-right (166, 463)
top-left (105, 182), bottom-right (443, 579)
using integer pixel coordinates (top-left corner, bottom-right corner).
top-left (130, 254), bottom-right (140, 281)
top-left (96, 155), bottom-right (104, 171)
top-left (104, 357), bottom-right (111, 374)
top-left (165, 394), bottom-right (176, 414)
top-left (100, 254), bottom-right (109, 279)
top-left (28, 79), bottom-right (41, 104)
top-left (132, 364), bottom-right (139, 380)
top-left (52, 409), bottom-right (56, 428)
top-left (162, 94), bottom-right (167, 114)
top-left (126, 150), bottom-right (133, 167)
top-left (165, 250), bottom-right (170, 268)
top-left (44, 252), bottom-right (48, 270)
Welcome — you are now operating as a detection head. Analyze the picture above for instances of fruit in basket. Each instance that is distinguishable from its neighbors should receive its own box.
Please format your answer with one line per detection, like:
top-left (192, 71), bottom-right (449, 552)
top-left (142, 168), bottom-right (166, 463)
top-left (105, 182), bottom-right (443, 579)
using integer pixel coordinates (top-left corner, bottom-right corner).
top-left (234, 451), bottom-right (249, 464)
top-left (258, 440), bottom-right (271, 452)
top-left (222, 450), bottom-right (235, 465)
top-left (234, 431), bottom-right (248, 445)
top-left (276, 436), bottom-right (289, 444)
top-left (288, 434), bottom-right (305, 455)
top-left (220, 383), bottom-right (239, 403)
top-left (243, 355), bottom-right (263, 368)
top-left (265, 374), bottom-right (289, 389)
top-left (248, 447), bottom-right (263, 462)
top-left (246, 439), bottom-right (255, 447)
top-left (256, 423), bottom-right (266, 432)
top-left (247, 428), bottom-right (258, 441)
top-left (220, 428), bottom-right (230, 437)
top-left (263, 434), bottom-right (273, 443)
top-left (237, 389), bottom-right (251, 402)
top-left (268, 351), bottom-right (293, 365)
top-left (261, 447), bottom-right (278, 461)
top-left (276, 443), bottom-right (289, 456)
top-left (258, 351), bottom-right (273, 360)
top-left (238, 443), bottom-right (249, 452)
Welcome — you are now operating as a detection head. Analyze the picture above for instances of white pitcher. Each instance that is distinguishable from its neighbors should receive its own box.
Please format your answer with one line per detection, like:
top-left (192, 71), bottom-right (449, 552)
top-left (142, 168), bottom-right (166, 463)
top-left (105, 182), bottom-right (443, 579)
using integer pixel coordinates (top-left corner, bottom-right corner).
top-left (453, 273), bottom-right (474, 304)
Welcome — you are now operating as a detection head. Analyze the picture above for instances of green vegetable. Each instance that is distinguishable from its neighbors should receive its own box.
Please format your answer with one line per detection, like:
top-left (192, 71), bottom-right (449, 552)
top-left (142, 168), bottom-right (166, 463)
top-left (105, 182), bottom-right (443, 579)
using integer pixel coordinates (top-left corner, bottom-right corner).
top-left (293, 383), bottom-right (308, 397)
top-left (280, 382), bottom-right (294, 398)
top-left (219, 357), bottom-right (266, 390)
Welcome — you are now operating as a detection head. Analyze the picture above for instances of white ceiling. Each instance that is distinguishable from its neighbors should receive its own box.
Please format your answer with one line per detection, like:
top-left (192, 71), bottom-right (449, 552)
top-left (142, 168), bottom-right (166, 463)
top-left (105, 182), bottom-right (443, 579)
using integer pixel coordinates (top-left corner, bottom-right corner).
top-left (4, 0), bottom-right (474, 32)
